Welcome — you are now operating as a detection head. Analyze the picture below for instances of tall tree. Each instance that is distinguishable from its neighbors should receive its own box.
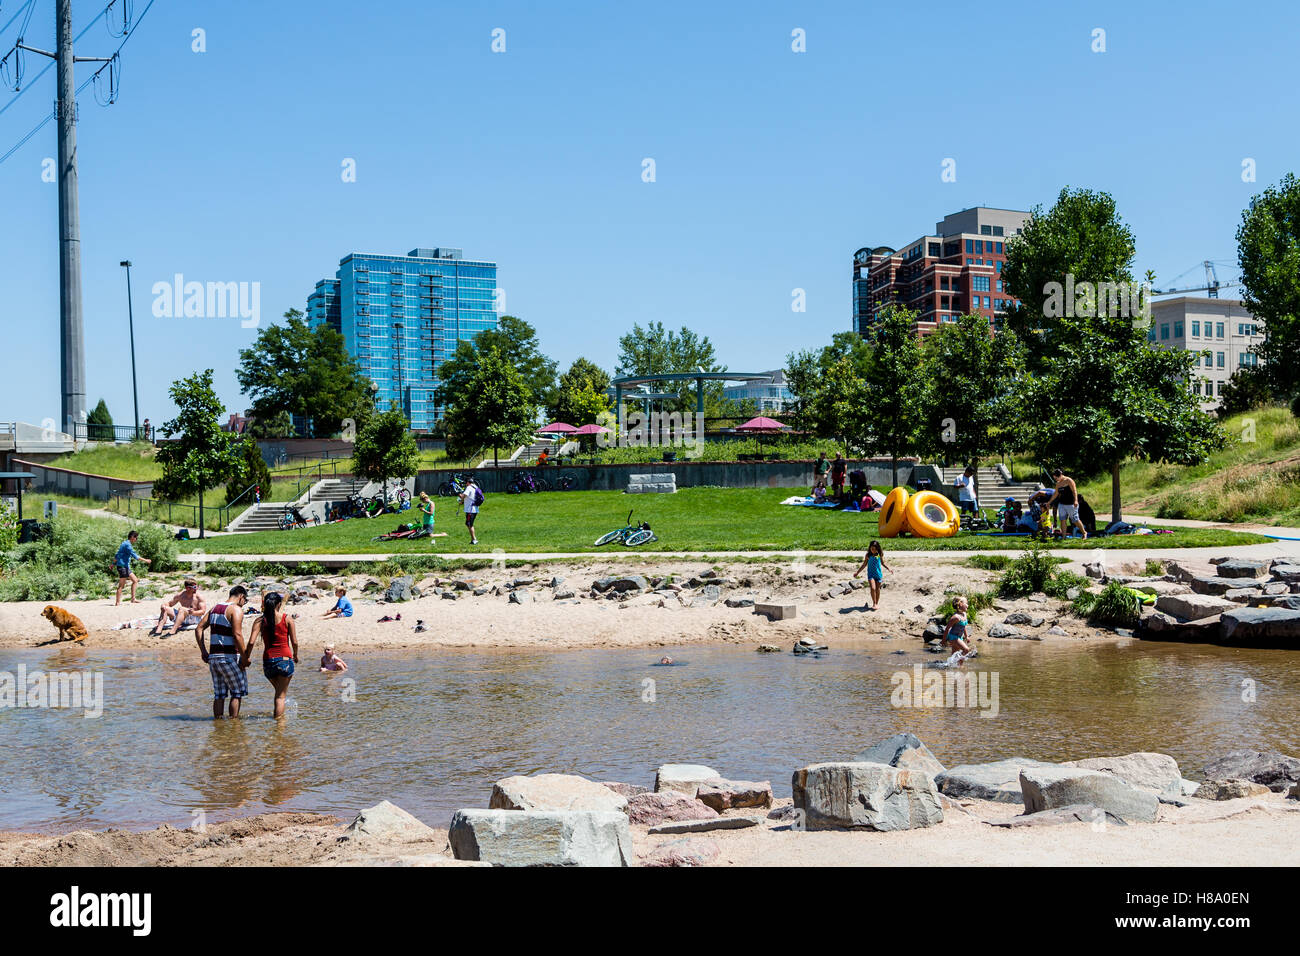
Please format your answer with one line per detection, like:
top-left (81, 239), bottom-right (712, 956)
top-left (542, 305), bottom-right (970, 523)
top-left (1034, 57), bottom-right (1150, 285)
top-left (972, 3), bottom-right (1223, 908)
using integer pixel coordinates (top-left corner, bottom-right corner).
top-left (919, 312), bottom-right (1026, 500)
top-left (225, 436), bottom-right (272, 505)
top-left (1237, 172), bottom-right (1300, 406)
top-left (154, 370), bottom-right (240, 539)
top-left (443, 346), bottom-right (538, 466)
top-left (439, 315), bottom-right (556, 408)
top-left (236, 309), bottom-right (373, 437)
top-left (1002, 187), bottom-right (1222, 522)
top-left (863, 307), bottom-right (930, 487)
top-left (351, 403), bottom-right (419, 499)
top-left (546, 357), bottom-right (611, 426)
top-left (785, 332), bottom-right (873, 433)
top-left (616, 321), bottom-right (725, 414)
top-left (803, 356), bottom-right (871, 456)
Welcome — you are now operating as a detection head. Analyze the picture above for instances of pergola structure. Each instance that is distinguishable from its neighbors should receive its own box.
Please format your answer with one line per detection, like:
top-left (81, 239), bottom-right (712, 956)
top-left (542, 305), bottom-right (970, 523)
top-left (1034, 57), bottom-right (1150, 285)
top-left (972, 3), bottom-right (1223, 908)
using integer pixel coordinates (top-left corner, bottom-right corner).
top-left (611, 371), bottom-right (771, 415)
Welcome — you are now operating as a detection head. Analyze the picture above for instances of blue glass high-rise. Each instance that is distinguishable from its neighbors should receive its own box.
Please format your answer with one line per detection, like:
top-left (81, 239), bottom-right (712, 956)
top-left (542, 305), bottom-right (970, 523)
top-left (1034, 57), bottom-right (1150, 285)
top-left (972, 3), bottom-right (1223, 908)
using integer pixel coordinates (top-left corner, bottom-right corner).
top-left (307, 248), bottom-right (498, 430)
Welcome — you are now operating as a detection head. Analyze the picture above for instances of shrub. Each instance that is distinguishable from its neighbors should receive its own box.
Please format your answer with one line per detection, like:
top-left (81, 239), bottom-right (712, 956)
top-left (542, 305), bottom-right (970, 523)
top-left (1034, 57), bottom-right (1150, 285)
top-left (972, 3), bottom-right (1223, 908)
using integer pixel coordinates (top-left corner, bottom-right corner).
top-left (1077, 581), bottom-right (1142, 626)
top-left (0, 514), bottom-right (178, 601)
top-left (997, 541), bottom-right (1060, 597)
top-left (1143, 558), bottom-right (1166, 576)
top-left (1043, 570), bottom-right (1089, 600)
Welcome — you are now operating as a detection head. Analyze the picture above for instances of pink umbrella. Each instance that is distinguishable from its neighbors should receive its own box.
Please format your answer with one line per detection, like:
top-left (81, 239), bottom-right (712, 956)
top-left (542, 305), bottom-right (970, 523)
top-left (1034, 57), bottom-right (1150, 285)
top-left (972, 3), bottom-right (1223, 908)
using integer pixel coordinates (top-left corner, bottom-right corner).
top-left (735, 416), bottom-right (787, 432)
top-left (540, 422), bottom-right (577, 433)
top-left (571, 423), bottom-right (611, 435)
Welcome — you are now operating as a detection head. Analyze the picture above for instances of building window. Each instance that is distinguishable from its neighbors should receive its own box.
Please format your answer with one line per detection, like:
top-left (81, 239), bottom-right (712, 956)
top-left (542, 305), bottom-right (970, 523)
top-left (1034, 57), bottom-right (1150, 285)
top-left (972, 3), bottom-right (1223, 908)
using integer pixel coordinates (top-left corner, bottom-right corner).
top-left (973, 276), bottom-right (990, 292)
top-left (966, 239), bottom-right (974, 253)
top-left (975, 240), bottom-right (984, 253)
top-left (983, 296), bottom-right (991, 308)
top-left (1191, 320), bottom-right (1200, 337)
top-left (996, 279), bottom-right (1003, 292)
top-left (1217, 380), bottom-right (1225, 395)
top-left (1204, 352), bottom-right (1213, 367)
top-left (1174, 322), bottom-right (1184, 337)
top-left (1193, 380), bottom-right (1201, 395)
top-left (995, 241), bottom-right (1003, 253)
top-left (996, 261), bottom-right (1002, 273)
top-left (981, 225), bottom-right (992, 235)
top-left (1216, 322), bottom-right (1225, 338)
top-left (1148, 327), bottom-right (1157, 342)
top-left (1217, 352), bottom-right (1225, 367)
top-left (993, 226), bottom-right (1004, 236)
top-left (1160, 324), bottom-right (1169, 340)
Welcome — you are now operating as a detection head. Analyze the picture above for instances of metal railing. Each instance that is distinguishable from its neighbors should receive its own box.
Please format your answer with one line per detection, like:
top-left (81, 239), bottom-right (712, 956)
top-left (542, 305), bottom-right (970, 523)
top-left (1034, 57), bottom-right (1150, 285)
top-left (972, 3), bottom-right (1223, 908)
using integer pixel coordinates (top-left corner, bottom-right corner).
top-left (109, 493), bottom-right (237, 530)
top-left (73, 423), bottom-right (154, 443)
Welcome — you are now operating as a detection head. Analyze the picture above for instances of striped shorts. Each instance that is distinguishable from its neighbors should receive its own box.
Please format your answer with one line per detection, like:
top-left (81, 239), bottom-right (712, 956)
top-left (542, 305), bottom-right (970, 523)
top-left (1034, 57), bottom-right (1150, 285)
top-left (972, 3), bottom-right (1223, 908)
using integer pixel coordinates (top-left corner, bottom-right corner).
top-left (209, 654), bottom-right (248, 699)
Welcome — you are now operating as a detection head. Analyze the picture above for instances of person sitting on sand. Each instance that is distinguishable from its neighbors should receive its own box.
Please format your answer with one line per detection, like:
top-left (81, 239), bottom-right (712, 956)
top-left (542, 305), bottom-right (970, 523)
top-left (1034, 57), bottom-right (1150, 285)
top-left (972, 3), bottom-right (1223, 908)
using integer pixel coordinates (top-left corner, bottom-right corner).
top-left (322, 586), bottom-right (353, 619)
top-left (940, 595), bottom-right (976, 658)
top-left (320, 644), bottom-right (348, 672)
top-left (152, 578), bottom-right (206, 636)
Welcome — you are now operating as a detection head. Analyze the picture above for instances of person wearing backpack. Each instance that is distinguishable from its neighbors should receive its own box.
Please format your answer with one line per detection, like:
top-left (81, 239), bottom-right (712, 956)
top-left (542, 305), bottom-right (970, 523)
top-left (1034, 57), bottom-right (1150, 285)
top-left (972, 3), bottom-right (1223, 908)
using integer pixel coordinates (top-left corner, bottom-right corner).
top-left (459, 478), bottom-right (482, 545)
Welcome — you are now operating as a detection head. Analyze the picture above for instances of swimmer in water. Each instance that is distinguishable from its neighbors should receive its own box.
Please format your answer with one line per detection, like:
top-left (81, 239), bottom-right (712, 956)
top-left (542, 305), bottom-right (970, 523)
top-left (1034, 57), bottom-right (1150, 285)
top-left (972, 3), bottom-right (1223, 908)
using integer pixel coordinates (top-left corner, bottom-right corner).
top-left (659, 656), bottom-right (673, 665)
top-left (320, 644), bottom-right (348, 672)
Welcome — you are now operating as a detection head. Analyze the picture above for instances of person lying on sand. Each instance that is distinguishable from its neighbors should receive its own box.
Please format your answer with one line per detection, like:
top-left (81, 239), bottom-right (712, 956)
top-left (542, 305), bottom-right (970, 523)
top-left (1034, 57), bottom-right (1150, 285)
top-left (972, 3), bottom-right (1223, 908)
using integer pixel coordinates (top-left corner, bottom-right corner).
top-left (152, 579), bottom-right (206, 636)
top-left (320, 644), bottom-right (348, 672)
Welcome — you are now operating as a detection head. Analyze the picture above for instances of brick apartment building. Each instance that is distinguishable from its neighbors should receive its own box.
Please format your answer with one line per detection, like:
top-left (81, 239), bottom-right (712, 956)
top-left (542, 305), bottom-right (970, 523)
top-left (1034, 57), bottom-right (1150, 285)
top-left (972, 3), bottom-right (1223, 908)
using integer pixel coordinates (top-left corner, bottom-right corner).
top-left (852, 206), bottom-right (1031, 336)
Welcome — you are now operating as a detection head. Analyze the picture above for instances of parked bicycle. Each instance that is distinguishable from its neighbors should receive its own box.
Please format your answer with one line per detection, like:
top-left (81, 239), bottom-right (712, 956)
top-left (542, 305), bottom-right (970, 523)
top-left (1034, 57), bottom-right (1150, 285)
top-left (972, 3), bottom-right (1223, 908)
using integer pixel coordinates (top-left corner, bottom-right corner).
top-left (278, 503), bottom-right (320, 530)
top-left (556, 472), bottom-right (577, 491)
top-left (594, 509), bottom-right (657, 547)
top-left (437, 473), bottom-right (472, 498)
top-left (507, 470), bottom-right (553, 494)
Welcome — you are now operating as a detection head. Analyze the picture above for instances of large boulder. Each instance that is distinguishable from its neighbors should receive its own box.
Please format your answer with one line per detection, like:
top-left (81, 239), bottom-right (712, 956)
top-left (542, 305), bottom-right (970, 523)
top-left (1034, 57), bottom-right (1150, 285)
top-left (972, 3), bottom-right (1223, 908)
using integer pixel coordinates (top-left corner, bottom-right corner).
top-left (448, 809), bottom-right (632, 866)
top-left (340, 800), bottom-right (440, 844)
top-left (1250, 594), bottom-right (1300, 610)
top-left (626, 791), bottom-right (718, 826)
top-left (1139, 611), bottom-right (1223, 643)
top-left (792, 762), bottom-right (943, 831)
top-left (988, 805), bottom-right (1126, 828)
top-left (935, 758), bottom-right (1058, 803)
top-left (654, 763), bottom-right (720, 796)
top-left (1155, 593), bottom-right (1238, 621)
top-left (1201, 750), bottom-right (1300, 792)
top-left (1269, 563), bottom-right (1300, 582)
top-left (639, 837), bottom-right (721, 867)
top-left (854, 733), bottom-right (946, 777)
top-left (695, 778), bottom-right (773, 812)
top-left (1194, 779), bottom-right (1271, 800)
top-left (489, 774), bottom-right (629, 814)
top-left (384, 576), bottom-right (415, 603)
top-left (1216, 560), bottom-right (1266, 579)
top-left (1064, 752), bottom-right (1182, 794)
top-left (1220, 608), bottom-right (1300, 646)
top-left (1126, 580), bottom-right (1193, 598)
top-left (1020, 767), bottom-right (1159, 823)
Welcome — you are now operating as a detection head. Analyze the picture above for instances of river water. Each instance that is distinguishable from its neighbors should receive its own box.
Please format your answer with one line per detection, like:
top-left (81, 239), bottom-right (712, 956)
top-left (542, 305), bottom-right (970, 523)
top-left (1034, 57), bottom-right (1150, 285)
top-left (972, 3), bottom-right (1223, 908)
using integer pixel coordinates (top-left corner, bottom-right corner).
top-left (1, 640), bottom-right (1297, 832)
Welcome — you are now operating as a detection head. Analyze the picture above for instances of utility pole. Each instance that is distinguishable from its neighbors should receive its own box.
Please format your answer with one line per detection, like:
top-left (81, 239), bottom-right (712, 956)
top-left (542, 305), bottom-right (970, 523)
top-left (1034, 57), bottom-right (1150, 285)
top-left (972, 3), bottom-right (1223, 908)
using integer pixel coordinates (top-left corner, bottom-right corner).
top-left (17, 0), bottom-right (113, 437)
top-left (120, 260), bottom-right (139, 437)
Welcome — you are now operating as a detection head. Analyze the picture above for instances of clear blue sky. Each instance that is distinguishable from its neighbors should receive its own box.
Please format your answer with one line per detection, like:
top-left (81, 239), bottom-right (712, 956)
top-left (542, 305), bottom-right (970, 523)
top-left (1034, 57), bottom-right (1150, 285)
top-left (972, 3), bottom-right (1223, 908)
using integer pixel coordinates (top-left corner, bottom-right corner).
top-left (2, 0), bottom-right (1296, 427)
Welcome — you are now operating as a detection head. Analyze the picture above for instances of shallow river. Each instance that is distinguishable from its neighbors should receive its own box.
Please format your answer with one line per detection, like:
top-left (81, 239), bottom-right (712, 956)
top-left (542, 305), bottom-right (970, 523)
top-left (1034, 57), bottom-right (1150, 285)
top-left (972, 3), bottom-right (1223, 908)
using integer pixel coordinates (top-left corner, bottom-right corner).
top-left (2, 639), bottom-right (1298, 832)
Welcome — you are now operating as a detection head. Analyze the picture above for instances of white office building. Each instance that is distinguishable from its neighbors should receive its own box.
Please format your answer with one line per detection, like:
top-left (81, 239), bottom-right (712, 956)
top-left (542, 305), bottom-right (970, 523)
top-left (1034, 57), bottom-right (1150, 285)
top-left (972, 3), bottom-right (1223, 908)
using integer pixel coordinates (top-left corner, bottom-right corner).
top-left (1148, 297), bottom-right (1265, 409)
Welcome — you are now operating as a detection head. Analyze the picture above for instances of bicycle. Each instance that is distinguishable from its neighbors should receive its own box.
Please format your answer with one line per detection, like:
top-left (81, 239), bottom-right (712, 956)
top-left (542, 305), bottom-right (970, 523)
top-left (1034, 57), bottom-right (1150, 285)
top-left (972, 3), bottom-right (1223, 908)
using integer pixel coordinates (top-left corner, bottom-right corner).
top-left (437, 473), bottom-right (471, 498)
top-left (507, 471), bottom-right (540, 494)
top-left (594, 509), bottom-right (657, 547)
top-left (278, 503), bottom-right (320, 530)
top-left (556, 472), bottom-right (577, 491)
top-left (381, 481), bottom-right (412, 510)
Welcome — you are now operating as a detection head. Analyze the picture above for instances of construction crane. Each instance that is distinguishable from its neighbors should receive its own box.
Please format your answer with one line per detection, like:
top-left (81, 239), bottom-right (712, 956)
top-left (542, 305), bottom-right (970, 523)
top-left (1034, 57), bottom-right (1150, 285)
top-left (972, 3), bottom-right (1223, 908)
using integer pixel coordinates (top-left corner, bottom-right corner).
top-left (1151, 260), bottom-right (1240, 298)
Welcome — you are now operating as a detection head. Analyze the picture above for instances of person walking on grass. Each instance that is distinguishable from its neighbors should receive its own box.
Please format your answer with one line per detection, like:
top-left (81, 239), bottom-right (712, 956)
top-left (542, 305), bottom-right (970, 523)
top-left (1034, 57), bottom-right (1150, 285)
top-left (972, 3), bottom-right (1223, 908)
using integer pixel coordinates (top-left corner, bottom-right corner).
top-left (113, 530), bottom-right (151, 605)
top-left (458, 477), bottom-right (481, 546)
top-left (243, 591), bottom-right (299, 718)
top-left (1043, 467), bottom-right (1087, 540)
top-left (853, 540), bottom-right (893, 611)
top-left (194, 585), bottom-right (250, 719)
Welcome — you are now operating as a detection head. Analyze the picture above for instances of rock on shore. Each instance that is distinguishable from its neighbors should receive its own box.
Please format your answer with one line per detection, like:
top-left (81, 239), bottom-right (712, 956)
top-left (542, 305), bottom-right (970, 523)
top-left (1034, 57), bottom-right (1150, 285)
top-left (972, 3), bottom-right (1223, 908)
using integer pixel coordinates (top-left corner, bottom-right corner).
top-left (448, 809), bottom-right (633, 866)
top-left (792, 762), bottom-right (943, 831)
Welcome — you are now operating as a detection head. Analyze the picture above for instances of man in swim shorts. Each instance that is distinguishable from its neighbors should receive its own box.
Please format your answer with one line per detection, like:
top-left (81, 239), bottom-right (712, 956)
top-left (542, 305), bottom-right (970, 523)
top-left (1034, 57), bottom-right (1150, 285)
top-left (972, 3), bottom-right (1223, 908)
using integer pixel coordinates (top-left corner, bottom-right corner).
top-left (152, 578), bottom-right (207, 636)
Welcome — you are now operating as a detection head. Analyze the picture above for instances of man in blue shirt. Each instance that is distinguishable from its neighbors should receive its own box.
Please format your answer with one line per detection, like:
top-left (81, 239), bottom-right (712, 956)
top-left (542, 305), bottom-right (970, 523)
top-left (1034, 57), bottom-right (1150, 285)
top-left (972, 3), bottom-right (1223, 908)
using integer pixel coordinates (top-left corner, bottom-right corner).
top-left (113, 530), bottom-right (152, 606)
top-left (322, 586), bottom-right (354, 619)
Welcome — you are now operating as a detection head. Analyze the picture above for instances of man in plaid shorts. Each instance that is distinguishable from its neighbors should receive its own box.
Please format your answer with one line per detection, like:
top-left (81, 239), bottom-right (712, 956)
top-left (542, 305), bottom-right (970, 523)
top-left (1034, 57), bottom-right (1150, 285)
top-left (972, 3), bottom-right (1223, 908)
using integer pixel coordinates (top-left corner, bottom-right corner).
top-left (194, 585), bottom-right (251, 718)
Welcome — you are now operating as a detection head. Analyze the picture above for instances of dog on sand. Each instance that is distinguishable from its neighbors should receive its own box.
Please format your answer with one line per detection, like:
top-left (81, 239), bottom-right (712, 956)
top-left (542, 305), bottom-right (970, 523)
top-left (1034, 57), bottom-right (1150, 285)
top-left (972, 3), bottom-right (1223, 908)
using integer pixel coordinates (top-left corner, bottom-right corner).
top-left (42, 605), bottom-right (89, 644)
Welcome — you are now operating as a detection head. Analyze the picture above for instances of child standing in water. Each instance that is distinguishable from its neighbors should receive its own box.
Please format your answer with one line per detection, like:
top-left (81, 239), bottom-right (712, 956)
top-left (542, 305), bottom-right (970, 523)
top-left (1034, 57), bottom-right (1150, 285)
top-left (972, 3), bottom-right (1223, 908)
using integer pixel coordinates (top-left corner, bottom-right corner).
top-left (853, 540), bottom-right (892, 611)
top-left (940, 595), bottom-right (977, 660)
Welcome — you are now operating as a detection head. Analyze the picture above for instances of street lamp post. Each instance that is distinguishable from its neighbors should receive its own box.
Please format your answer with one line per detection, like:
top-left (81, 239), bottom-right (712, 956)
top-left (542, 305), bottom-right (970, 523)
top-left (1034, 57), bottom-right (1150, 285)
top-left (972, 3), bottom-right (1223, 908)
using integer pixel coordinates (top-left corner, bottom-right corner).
top-left (120, 260), bottom-right (140, 439)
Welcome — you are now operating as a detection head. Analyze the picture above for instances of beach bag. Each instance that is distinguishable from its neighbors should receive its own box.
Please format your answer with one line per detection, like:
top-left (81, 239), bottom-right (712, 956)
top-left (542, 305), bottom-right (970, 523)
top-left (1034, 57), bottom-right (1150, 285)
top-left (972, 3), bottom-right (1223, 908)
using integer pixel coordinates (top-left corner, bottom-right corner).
top-left (472, 486), bottom-right (485, 507)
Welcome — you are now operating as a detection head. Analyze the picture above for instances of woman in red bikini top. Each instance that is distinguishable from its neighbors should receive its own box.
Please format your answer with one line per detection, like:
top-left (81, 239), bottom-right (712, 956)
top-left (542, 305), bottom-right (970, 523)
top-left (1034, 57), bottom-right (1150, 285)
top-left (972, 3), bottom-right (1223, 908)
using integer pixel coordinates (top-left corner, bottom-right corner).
top-left (248, 591), bottom-right (299, 718)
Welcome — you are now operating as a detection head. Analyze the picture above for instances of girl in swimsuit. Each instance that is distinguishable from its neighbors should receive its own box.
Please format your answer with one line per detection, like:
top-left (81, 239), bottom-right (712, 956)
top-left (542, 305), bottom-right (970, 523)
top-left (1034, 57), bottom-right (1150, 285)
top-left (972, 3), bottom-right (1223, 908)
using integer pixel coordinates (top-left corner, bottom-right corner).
top-left (941, 596), bottom-right (975, 656)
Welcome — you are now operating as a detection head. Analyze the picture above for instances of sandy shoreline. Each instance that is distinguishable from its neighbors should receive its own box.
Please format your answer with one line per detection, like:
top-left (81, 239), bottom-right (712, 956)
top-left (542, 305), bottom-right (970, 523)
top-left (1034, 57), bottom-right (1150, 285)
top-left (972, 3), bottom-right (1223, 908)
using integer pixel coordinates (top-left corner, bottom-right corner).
top-left (1, 554), bottom-right (1158, 654)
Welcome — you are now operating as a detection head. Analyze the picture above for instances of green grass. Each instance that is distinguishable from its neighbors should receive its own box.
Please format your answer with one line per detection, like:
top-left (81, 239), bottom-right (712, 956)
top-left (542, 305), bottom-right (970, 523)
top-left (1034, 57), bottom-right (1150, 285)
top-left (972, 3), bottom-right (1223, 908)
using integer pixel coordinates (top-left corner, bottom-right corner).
top-left (46, 441), bottom-right (161, 480)
top-left (1074, 405), bottom-right (1300, 526)
top-left (170, 487), bottom-right (1269, 555)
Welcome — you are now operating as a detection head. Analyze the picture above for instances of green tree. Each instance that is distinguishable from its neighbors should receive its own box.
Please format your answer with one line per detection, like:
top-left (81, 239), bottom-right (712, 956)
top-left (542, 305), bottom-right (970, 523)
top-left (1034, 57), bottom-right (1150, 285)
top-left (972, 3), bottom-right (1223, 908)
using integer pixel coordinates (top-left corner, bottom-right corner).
top-left (225, 436), bottom-right (273, 505)
top-left (1217, 365), bottom-right (1277, 418)
top-left (1001, 187), bottom-right (1143, 370)
top-left (863, 307), bottom-right (930, 487)
top-left (803, 356), bottom-right (871, 456)
top-left (153, 370), bottom-right (240, 539)
top-left (546, 357), bottom-right (612, 426)
top-left (784, 332), bottom-right (873, 433)
top-left (444, 346), bottom-right (538, 466)
top-left (919, 312), bottom-right (1026, 500)
top-left (439, 315), bottom-right (556, 408)
top-left (245, 410), bottom-right (294, 439)
top-left (615, 321), bottom-right (726, 415)
top-left (1236, 172), bottom-right (1300, 402)
top-left (86, 398), bottom-right (114, 441)
top-left (236, 309), bottom-right (373, 437)
top-left (351, 403), bottom-right (419, 497)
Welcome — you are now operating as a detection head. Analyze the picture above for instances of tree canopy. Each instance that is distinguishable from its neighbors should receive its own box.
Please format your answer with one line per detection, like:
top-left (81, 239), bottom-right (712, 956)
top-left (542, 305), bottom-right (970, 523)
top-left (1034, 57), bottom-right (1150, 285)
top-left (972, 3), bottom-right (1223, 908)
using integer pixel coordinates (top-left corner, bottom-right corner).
top-left (1237, 171), bottom-right (1300, 405)
top-left (351, 403), bottom-right (419, 491)
top-left (616, 321), bottom-right (726, 414)
top-left (443, 345), bottom-right (538, 466)
top-left (545, 357), bottom-right (611, 427)
top-left (439, 315), bottom-right (556, 409)
top-left (154, 370), bottom-right (240, 537)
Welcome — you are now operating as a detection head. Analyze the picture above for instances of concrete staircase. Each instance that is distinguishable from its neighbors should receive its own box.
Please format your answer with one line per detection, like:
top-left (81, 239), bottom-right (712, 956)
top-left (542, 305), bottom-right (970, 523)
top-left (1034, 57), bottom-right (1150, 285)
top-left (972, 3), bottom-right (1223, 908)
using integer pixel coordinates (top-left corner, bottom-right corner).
top-left (476, 436), bottom-right (555, 469)
top-left (940, 465), bottom-right (1044, 503)
top-left (226, 476), bottom-right (372, 532)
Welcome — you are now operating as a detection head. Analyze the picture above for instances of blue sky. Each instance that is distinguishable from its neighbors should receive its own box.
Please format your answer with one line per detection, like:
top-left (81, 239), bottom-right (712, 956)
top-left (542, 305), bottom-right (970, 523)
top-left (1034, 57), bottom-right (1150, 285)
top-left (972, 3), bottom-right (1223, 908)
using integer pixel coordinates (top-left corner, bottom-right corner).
top-left (2, 0), bottom-right (1296, 427)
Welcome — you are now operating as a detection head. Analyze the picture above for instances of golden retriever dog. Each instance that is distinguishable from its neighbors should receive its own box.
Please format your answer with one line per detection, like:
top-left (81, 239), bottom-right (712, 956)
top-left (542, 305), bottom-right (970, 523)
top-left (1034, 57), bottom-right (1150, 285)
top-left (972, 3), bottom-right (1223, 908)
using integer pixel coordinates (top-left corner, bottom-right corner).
top-left (42, 605), bottom-right (89, 643)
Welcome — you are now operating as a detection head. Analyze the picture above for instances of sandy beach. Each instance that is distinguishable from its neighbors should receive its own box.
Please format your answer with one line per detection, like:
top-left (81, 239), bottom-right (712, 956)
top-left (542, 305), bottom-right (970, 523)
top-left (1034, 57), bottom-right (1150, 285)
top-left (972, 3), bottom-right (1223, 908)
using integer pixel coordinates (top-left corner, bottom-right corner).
top-left (0, 553), bottom-right (1157, 654)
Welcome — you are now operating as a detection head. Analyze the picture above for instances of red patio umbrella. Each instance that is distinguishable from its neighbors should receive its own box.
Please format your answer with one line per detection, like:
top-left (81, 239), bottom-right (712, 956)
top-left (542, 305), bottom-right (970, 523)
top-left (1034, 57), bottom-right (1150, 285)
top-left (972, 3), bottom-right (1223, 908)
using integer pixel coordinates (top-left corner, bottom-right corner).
top-left (539, 422), bottom-right (577, 433)
top-left (735, 416), bottom-right (787, 432)
top-left (571, 423), bottom-right (611, 435)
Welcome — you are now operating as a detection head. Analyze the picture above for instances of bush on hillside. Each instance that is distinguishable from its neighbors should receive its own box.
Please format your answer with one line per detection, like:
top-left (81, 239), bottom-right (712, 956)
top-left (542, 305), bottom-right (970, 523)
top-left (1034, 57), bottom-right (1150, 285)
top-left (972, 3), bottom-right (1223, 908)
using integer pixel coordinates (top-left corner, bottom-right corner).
top-left (0, 514), bottom-right (177, 601)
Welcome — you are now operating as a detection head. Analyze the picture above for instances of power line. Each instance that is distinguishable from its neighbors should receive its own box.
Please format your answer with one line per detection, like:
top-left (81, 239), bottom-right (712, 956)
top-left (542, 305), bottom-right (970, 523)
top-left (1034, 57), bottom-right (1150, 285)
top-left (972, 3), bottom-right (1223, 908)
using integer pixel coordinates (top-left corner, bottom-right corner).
top-left (0, 1), bottom-right (107, 118)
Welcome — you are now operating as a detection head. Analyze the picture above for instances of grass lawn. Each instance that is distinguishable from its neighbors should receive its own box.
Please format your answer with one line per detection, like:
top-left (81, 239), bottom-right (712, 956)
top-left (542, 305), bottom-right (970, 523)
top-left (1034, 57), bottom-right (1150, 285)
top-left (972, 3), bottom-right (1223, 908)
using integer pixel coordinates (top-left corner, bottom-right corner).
top-left (175, 487), bottom-right (1271, 555)
top-left (46, 441), bottom-right (161, 480)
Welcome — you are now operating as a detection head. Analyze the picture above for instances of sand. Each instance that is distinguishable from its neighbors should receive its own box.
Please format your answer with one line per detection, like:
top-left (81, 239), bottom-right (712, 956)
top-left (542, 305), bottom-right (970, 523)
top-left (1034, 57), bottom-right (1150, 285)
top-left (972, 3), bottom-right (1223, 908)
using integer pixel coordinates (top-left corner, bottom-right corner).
top-left (3, 792), bottom-right (1297, 867)
top-left (0, 553), bottom-right (1141, 654)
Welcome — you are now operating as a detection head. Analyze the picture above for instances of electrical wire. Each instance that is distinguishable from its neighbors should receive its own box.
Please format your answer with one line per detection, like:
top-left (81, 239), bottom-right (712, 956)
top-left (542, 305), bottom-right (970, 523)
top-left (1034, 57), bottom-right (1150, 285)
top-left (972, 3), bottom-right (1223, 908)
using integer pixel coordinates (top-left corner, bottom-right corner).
top-left (0, 0), bottom-right (109, 118)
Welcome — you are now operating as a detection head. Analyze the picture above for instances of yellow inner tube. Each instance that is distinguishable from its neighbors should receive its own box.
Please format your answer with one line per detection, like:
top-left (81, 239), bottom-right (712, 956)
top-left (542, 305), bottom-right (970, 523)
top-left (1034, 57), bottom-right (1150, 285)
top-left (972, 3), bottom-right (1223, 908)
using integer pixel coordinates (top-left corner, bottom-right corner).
top-left (905, 490), bottom-right (961, 538)
top-left (878, 487), bottom-right (910, 537)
